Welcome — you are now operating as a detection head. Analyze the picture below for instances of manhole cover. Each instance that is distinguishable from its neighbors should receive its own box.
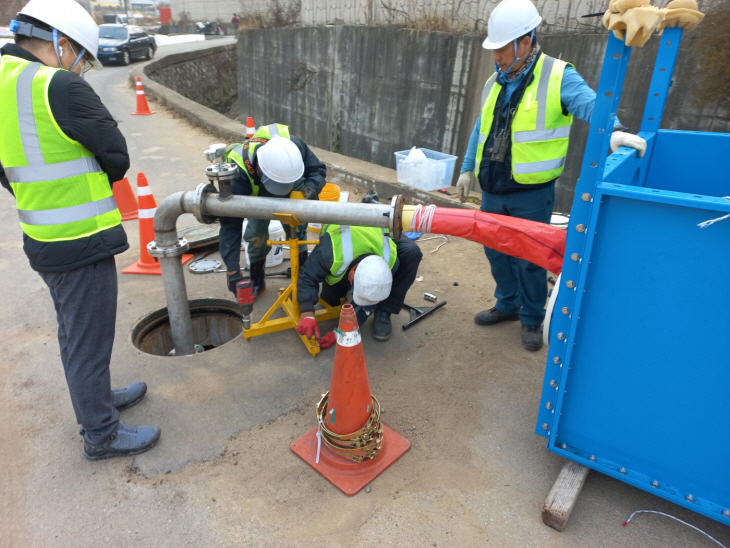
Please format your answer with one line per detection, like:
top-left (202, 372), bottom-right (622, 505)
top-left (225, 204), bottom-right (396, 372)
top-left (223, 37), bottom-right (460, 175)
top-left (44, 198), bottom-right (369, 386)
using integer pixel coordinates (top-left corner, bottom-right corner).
top-left (177, 222), bottom-right (220, 249)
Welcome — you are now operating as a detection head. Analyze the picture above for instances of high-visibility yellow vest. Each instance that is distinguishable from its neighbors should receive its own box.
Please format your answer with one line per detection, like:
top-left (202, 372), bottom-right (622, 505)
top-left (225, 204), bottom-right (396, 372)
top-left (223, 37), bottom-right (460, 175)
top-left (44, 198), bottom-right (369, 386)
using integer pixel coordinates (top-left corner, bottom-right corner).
top-left (226, 123), bottom-right (291, 196)
top-left (0, 55), bottom-right (121, 242)
top-left (475, 55), bottom-right (574, 185)
top-left (324, 224), bottom-right (398, 285)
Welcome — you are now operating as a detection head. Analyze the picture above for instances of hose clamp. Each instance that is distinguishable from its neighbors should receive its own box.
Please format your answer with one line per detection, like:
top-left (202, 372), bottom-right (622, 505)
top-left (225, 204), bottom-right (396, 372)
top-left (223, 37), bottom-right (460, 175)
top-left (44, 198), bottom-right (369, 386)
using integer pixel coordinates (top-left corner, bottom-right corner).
top-left (192, 182), bottom-right (218, 224)
top-left (147, 237), bottom-right (190, 258)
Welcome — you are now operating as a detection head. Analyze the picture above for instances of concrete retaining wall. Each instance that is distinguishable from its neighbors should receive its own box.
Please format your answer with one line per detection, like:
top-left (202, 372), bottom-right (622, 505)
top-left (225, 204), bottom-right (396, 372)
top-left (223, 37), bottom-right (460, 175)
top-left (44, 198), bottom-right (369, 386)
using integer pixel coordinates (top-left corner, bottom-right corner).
top-left (145, 43), bottom-right (238, 116)
top-left (237, 25), bottom-right (729, 211)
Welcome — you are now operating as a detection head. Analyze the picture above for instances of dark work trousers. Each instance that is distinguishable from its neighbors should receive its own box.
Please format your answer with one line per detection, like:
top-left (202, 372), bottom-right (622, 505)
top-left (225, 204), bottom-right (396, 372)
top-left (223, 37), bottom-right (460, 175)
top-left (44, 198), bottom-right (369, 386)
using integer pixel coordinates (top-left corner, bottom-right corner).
top-left (219, 178), bottom-right (308, 271)
top-left (39, 257), bottom-right (120, 444)
top-left (481, 184), bottom-right (555, 326)
top-left (320, 236), bottom-right (423, 325)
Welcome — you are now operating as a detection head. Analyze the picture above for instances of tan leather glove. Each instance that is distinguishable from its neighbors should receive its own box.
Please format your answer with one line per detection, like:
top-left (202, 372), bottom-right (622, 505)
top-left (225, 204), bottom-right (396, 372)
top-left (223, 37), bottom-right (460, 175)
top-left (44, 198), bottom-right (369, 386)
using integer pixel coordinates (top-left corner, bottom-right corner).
top-left (456, 172), bottom-right (472, 204)
top-left (610, 132), bottom-right (647, 158)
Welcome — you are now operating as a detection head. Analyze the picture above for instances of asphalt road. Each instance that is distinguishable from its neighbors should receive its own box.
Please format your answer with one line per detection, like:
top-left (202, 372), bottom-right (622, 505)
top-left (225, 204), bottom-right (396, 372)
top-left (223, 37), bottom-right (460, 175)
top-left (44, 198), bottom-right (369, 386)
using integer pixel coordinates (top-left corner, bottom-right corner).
top-left (0, 44), bottom-right (728, 548)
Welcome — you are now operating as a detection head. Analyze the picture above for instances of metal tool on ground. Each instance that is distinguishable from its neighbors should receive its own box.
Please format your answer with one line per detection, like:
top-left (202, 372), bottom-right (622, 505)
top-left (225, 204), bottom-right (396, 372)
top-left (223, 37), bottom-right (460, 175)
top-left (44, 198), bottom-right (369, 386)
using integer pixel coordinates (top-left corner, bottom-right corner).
top-left (290, 304), bottom-right (410, 495)
top-left (241, 197), bottom-right (343, 357)
top-left (401, 301), bottom-right (447, 330)
top-left (424, 292), bottom-right (437, 302)
top-left (123, 172), bottom-right (192, 275)
top-left (130, 76), bottom-right (155, 116)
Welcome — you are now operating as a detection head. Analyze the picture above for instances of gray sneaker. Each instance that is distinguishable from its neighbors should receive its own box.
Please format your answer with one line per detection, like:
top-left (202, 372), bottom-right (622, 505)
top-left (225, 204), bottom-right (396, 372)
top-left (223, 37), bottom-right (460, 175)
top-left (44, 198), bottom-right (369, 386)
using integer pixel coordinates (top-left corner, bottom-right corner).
top-left (474, 307), bottom-right (519, 326)
top-left (113, 382), bottom-right (147, 411)
top-left (83, 423), bottom-right (161, 461)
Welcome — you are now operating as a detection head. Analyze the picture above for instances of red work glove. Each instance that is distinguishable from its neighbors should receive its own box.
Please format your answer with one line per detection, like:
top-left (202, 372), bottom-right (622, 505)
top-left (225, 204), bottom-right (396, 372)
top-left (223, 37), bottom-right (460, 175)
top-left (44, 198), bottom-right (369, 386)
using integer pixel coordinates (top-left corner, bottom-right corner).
top-left (296, 317), bottom-right (320, 339)
top-left (317, 331), bottom-right (337, 350)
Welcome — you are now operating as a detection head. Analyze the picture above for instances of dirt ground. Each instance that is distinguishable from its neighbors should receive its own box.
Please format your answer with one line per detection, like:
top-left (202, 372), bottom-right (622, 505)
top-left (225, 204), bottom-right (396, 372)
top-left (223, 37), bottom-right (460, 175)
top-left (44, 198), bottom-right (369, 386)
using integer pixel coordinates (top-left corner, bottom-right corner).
top-left (1, 55), bottom-right (728, 548)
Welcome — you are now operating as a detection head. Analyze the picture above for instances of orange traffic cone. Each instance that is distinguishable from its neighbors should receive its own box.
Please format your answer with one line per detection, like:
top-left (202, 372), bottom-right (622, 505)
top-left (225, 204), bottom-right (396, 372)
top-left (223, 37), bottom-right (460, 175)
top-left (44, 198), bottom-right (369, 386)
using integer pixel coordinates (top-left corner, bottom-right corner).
top-left (123, 173), bottom-right (192, 275)
top-left (112, 177), bottom-right (138, 221)
top-left (291, 304), bottom-right (411, 496)
top-left (245, 116), bottom-right (255, 138)
top-left (131, 77), bottom-right (156, 116)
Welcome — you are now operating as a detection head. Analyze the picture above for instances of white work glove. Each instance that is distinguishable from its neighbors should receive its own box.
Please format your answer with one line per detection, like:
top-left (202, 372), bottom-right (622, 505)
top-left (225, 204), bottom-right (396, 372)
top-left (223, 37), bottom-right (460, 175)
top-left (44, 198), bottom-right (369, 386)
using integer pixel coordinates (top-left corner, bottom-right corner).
top-left (610, 131), bottom-right (647, 158)
top-left (456, 172), bottom-right (472, 203)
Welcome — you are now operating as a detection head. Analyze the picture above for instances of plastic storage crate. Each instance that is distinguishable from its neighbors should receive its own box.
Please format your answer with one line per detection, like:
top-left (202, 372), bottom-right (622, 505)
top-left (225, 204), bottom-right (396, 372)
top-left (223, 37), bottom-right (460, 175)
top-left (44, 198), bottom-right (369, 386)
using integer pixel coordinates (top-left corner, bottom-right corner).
top-left (394, 148), bottom-right (457, 191)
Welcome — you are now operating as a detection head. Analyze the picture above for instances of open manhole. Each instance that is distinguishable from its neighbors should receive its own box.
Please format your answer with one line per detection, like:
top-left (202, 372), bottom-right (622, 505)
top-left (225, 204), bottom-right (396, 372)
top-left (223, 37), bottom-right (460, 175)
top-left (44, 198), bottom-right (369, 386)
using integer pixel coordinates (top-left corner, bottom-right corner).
top-left (132, 299), bottom-right (242, 357)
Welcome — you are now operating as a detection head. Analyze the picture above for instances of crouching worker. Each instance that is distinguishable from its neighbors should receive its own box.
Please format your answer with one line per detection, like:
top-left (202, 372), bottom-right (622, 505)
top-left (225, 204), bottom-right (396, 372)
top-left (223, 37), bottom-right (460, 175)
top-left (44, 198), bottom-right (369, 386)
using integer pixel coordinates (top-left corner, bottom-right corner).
top-left (296, 225), bottom-right (423, 347)
top-left (219, 124), bottom-right (326, 299)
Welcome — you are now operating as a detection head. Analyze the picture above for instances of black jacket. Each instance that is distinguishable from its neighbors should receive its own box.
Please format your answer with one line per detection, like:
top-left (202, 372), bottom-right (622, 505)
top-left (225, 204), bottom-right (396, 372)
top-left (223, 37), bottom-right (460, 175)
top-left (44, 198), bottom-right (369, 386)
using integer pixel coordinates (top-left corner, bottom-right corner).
top-left (297, 232), bottom-right (400, 313)
top-left (232, 135), bottom-right (327, 198)
top-left (0, 44), bottom-right (129, 272)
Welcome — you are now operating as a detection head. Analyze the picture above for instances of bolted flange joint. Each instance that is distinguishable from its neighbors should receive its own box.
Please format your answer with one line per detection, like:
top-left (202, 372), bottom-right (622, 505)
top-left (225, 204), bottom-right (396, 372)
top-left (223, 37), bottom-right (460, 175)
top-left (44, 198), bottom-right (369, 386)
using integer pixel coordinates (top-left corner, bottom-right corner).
top-left (192, 182), bottom-right (218, 224)
top-left (148, 237), bottom-right (190, 258)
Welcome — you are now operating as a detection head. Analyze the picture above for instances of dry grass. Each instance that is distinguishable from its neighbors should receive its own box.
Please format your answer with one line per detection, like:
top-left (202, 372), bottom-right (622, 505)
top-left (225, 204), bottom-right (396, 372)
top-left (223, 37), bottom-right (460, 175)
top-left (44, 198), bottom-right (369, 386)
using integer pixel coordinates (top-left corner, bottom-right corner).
top-left (694, 4), bottom-right (730, 107)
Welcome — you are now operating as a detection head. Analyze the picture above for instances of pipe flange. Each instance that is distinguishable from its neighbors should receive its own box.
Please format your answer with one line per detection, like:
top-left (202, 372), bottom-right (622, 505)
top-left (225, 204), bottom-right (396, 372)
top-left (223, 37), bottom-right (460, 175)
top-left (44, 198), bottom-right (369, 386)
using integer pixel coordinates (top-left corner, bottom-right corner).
top-left (390, 194), bottom-right (404, 240)
top-left (205, 163), bottom-right (238, 181)
top-left (148, 237), bottom-right (190, 258)
top-left (192, 182), bottom-right (218, 224)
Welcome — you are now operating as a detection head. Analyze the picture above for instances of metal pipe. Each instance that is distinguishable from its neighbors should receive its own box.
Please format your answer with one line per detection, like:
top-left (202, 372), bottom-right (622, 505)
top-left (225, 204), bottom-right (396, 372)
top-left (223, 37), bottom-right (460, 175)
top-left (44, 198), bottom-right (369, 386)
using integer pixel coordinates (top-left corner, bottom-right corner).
top-left (160, 255), bottom-right (196, 356)
top-left (152, 188), bottom-right (400, 356)
top-left (201, 194), bottom-right (392, 229)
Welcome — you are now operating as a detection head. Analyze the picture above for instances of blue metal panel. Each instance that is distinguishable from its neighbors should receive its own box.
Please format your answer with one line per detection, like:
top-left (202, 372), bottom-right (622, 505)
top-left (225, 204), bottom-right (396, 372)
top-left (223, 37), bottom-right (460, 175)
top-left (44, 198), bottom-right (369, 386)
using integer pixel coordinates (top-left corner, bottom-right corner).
top-left (646, 131), bottom-right (730, 197)
top-left (641, 28), bottom-right (683, 134)
top-left (535, 25), bottom-right (730, 525)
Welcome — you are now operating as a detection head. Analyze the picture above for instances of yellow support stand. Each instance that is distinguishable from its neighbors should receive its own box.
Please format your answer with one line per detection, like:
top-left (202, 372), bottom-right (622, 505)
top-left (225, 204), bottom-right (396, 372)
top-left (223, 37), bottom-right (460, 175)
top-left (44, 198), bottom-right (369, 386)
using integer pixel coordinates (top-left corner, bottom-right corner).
top-left (242, 202), bottom-right (343, 356)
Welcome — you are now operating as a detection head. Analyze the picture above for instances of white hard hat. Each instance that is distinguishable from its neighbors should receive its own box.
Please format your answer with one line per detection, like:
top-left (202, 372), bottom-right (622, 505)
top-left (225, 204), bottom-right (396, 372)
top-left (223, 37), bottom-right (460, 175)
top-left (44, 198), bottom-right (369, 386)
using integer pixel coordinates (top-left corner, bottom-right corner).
top-left (256, 135), bottom-right (305, 195)
top-left (482, 0), bottom-right (542, 50)
top-left (17, 0), bottom-right (103, 70)
top-left (352, 255), bottom-right (393, 307)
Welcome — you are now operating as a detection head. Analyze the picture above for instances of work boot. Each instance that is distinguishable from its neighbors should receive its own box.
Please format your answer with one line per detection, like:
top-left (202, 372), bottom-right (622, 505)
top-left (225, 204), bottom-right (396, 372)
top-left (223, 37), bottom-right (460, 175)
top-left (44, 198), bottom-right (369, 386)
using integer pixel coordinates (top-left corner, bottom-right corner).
top-left (227, 271), bottom-right (245, 297)
top-left (249, 259), bottom-right (267, 299)
top-left (372, 309), bottom-right (392, 342)
top-left (299, 250), bottom-right (308, 267)
top-left (522, 324), bottom-right (543, 352)
top-left (113, 382), bottom-right (147, 411)
top-left (83, 422), bottom-right (161, 461)
top-left (474, 306), bottom-right (519, 326)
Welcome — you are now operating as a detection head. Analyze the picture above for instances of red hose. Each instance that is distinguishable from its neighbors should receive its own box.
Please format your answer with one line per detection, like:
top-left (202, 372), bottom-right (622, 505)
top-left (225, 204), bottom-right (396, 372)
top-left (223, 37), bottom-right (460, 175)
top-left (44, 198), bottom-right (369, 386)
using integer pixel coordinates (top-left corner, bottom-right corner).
top-left (429, 208), bottom-right (566, 274)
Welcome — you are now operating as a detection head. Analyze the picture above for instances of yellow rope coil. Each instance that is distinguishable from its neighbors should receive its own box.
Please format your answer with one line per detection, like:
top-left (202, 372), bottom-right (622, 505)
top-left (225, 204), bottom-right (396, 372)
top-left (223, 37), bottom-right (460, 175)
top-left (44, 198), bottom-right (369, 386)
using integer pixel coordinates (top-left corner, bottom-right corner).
top-left (316, 392), bottom-right (383, 463)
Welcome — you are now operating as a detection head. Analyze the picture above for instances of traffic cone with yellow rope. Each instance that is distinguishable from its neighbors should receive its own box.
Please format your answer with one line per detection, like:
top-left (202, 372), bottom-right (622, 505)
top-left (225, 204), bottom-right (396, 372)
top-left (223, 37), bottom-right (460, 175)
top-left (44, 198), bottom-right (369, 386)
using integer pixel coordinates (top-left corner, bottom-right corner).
top-left (290, 304), bottom-right (410, 495)
top-left (123, 173), bottom-right (192, 275)
top-left (245, 116), bottom-right (255, 138)
top-left (112, 177), bottom-right (138, 221)
top-left (131, 77), bottom-right (156, 116)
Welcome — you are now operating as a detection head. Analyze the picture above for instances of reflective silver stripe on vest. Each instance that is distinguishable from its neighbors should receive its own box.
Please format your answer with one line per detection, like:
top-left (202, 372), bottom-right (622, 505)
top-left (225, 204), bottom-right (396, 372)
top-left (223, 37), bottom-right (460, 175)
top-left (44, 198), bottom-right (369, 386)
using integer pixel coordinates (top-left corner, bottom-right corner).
top-left (513, 157), bottom-right (565, 175)
top-left (381, 229), bottom-right (391, 264)
top-left (268, 124), bottom-right (280, 137)
top-left (17, 195), bottom-right (118, 226)
top-left (512, 56), bottom-right (571, 144)
top-left (17, 63), bottom-right (44, 165)
top-left (513, 125), bottom-right (571, 143)
top-left (335, 226), bottom-right (354, 277)
top-left (480, 74), bottom-right (498, 110)
top-left (6, 157), bottom-right (101, 183)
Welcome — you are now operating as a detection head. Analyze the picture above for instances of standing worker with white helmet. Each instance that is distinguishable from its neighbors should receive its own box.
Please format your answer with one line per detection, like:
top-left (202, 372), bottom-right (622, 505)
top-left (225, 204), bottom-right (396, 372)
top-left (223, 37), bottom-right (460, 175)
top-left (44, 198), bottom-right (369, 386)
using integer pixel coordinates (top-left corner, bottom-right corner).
top-left (0, 0), bottom-right (160, 459)
top-left (295, 223), bottom-right (423, 347)
top-left (220, 124), bottom-right (327, 298)
top-left (455, 0), bottom-right (646, 351)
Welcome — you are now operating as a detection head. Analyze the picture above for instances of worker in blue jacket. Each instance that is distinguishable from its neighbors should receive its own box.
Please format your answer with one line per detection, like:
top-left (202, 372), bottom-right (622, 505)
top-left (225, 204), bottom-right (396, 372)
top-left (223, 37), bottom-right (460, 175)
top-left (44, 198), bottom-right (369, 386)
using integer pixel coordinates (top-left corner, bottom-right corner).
top-left (455, 0), bottom-right (646, 351)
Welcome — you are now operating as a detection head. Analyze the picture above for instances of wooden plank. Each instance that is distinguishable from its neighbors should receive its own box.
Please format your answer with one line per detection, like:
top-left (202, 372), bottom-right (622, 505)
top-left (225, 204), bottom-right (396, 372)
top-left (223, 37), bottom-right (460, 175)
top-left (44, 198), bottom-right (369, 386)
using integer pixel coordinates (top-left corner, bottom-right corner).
top-left (542, 459), bottom-right (591, 532)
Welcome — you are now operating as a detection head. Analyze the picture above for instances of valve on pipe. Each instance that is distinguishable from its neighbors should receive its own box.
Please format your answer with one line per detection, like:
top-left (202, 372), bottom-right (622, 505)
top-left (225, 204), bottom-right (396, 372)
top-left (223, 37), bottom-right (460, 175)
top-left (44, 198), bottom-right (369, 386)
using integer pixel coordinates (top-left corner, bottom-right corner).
top-left (236, 279), bottom-right (254, 330)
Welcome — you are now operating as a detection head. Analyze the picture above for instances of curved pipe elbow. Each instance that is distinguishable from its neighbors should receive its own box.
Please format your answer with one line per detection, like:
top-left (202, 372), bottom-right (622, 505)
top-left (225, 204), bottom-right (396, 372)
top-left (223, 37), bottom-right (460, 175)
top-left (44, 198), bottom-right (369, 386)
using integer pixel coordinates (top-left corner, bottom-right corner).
top-left (153, 191), bottom-right (194, 246)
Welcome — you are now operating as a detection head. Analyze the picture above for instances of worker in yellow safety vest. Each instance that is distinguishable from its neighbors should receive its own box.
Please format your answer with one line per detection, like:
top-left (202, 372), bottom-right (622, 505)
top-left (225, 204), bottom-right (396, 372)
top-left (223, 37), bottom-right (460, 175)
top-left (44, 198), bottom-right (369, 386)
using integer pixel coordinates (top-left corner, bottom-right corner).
top-left (454, 0), bottom-right (646, 352)
top-left (0, 0), bottom-right (159, 461)
top-left (295, 223), bottom-right (423, 346)
top-left (221, 124), bottom-right (327, 299)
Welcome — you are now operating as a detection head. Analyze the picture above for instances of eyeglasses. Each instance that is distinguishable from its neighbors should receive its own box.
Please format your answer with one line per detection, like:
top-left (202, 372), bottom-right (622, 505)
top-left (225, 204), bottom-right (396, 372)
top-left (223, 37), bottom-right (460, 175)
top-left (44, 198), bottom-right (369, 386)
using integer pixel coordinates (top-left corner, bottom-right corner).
top-left (68, 42), bottom-right (94, 75)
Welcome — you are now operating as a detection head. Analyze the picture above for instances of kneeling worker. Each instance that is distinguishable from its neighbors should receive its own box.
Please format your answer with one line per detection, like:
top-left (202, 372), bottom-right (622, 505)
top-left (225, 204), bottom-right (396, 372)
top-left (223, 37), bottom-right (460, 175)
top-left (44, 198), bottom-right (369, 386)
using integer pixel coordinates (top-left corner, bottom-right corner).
top-left (296, 225), bottom-right (423, 346)
top-left (220, 124), bottom-right (326, 298)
